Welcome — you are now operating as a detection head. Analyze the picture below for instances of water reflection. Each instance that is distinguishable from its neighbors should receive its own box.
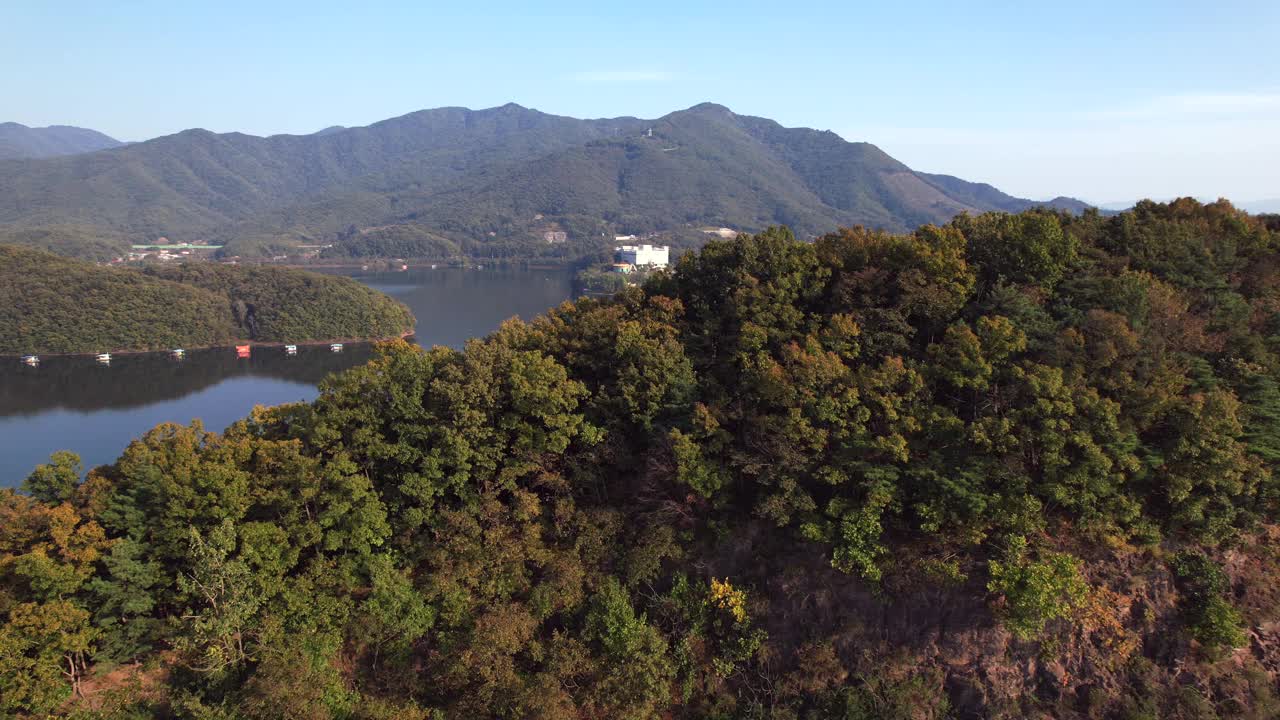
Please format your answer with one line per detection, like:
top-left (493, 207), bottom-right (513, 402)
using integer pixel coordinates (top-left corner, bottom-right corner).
top-left (0, 345), bottom-right (375, 418)
top-left (342, 266), bottom-right (577, 349)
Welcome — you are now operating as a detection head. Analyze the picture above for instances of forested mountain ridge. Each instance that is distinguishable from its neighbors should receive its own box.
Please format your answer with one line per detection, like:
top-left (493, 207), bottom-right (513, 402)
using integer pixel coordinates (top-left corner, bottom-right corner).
top-left (0, 103), bottom-right (1089, 260)
top-left (3, 199), bottom-right (1280, 718)
top-left (0, 104), bottom-right (640, 259)
top-left (0, 122), bottom-right (123, 160)
top-left (0, 245), bottom-right (414, 354)
top-left (386, 103), bottom-right (1027, 257)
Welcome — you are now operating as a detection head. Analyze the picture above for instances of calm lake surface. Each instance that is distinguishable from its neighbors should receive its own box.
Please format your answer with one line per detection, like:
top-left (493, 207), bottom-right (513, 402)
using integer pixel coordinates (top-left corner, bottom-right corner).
top-left (0, 266), bottom-right (575, 487)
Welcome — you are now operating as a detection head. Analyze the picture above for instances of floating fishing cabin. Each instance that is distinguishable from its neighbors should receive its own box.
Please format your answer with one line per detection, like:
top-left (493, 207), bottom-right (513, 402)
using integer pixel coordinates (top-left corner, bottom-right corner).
top-left (171, 348), bottom-right (185, 359)
top-left (236, 345), bottom-right (251, 358)
top-left (330, 343), bottom-right (344, 353)
top-left (21, 355), bottom-right (39, 366)
top-left (95, 353), bottom-right (112, 364)
top-left (285, 344), bottom-right (298, 355)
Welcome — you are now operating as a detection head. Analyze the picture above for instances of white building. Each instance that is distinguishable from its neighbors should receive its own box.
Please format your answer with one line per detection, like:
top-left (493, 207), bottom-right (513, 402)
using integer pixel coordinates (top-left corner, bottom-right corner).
top-left (616, 244), bottom-right (669, 267)
top-left (702, 227), bottom-right (738, 239)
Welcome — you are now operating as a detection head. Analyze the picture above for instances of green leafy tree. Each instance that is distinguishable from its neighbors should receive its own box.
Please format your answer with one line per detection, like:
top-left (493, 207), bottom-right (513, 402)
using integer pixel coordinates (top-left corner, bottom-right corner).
top-left (352, 553), bottom-right (435, 666)
top-left (173, 520), bottom-right (266, 678)
top-left (23, 451), bottom-right (82, 505)
top-left (0, 599), bottom-right (95, 714)
top-left (584, 578), bottom-right (674, 719)
top-left (87, 538), bottom-right (164, 664)
top-left (959, 210), bottom-right (1077, 288)
top-left (1160, 389), bottom-right (1267, 541)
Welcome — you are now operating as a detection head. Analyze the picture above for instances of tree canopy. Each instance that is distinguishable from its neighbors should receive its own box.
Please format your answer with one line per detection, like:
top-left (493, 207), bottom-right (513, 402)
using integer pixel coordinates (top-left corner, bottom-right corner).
top-left (4, 199), bottom-right (1280, 718)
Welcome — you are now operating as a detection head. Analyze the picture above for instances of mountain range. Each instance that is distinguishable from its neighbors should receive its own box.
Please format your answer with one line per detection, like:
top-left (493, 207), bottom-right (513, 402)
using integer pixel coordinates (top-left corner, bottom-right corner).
top-left (0, 103), bottom-right (1093, 260)
top-left (0, 122), bottom-right (123, 160)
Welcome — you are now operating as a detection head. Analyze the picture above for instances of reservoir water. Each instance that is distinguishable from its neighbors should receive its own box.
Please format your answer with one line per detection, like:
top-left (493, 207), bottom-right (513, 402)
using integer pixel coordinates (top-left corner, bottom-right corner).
top-left (0, 266), bottom-right (576, 487)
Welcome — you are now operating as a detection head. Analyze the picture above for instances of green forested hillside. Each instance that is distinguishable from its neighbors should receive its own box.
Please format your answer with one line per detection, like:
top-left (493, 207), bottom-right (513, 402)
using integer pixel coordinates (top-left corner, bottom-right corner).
top-left (0, 103), bottom-right (1087, 260)
top-left (0, 245), bottom-right (413, 354)
top-left (0, 104), bottom-right (636, 258)
top-left (3, 199), bottom-right (1279, 718)
top-left (324, 103), bottom-right (1087, 261)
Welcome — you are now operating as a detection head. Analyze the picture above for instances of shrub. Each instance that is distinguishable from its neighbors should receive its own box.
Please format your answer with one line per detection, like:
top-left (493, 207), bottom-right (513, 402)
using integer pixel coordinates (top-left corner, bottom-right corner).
top-left (987, 535), bottom-right (1088, 639)
top-left (1170, 551), bottom-right (1246, 650)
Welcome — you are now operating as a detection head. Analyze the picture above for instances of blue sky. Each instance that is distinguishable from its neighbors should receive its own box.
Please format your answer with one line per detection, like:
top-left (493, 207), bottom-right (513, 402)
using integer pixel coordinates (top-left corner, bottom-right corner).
top-left (3, 0), bottom-right (1278, 204)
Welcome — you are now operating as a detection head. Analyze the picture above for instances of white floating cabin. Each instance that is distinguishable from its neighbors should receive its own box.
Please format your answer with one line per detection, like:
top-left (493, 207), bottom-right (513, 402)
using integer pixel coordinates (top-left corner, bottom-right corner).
top-left (96, 353), bottom-right (112, 364)
top-left (285, 344), bottom-right (298, 355)
top-left (171, 348), bottom-right (185, 358)
top-left (21, 355), bottom-right (39, 366)
top-left (330, 343), bottom-right (344, 353)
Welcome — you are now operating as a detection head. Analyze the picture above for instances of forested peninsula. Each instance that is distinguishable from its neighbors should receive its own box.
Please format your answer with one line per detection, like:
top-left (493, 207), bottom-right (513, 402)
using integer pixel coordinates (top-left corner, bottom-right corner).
top-left (0, 245), bottom-right (414, 355)
top-left (5, 199), bottom-right (1280, 718)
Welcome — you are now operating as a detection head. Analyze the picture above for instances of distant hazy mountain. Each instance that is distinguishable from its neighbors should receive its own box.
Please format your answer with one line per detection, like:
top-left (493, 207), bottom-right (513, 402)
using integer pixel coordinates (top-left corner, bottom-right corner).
top-left (918, 173), bottom-right (1094, 214)
top-left (1243, 199), bottom-right (1280, 214)
top-left (0, 122), bottom-right (123, 160)
top-left (0, 103), bottom-right (1094, 260)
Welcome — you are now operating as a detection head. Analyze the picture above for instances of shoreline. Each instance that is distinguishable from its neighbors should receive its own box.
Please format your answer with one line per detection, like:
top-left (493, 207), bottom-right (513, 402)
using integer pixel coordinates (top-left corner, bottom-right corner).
top-left (282, 260), bottom-right (575, 271)
top-left (3, 330), bottom-right (416, 360)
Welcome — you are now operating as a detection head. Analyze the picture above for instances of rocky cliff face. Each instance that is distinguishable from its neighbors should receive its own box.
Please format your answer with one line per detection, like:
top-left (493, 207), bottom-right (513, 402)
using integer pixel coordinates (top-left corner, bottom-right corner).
top-left (703, 521), bottom-right (1279, 718)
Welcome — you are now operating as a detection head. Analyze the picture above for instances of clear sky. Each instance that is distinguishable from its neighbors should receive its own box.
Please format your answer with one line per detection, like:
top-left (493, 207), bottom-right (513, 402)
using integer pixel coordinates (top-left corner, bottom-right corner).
top-left (3, 0), bottom-right (1278, 204)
